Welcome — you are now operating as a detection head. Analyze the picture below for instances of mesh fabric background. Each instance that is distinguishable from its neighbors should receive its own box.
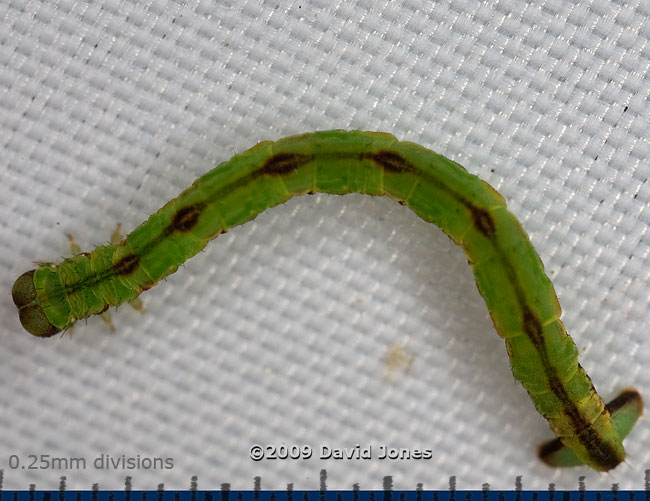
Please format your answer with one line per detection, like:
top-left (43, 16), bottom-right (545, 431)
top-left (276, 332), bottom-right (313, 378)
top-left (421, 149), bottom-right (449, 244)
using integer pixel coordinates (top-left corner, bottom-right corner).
top-left (1, 0), bottom-right (649, 491)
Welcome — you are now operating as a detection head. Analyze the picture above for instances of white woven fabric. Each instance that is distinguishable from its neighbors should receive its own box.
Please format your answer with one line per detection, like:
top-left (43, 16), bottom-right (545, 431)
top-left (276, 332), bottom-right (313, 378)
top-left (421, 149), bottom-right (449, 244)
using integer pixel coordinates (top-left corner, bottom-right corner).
top-left (1, 0), bottom-right (649, 491)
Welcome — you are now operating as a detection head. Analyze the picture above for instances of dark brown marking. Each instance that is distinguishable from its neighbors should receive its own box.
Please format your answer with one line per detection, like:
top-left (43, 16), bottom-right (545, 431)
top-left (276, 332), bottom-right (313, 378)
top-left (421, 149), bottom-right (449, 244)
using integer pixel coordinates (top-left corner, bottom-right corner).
top-left (541, 388), bottom-right (641, 466)
top-left (539, 424), bottom-right (620, 470)
top-left (500, 236), bottom-right (620, 467)
top-left (52, 148), bottom-right (418, 296)
top-left (577, 430), bottom-right (621, 470)
top-left (368, 150), bottom-right (413, 174)
top-left (548, 375), bottom-right (566, 398)
top-left (171, 205), bottom-right (202, 232)
top-left (547, 374), bottom-right (622, 469)
top-left (470, 206), bottom-right (496, 237)
top-left (262, 153), bottom-right (312, 175)
top-left (114, 254), bottom-right (140, 276)
top-left (139, 283), bottom-right (154, 292)
top-left (548, 375), bottom-right (591, 434)
top-left (537, 435), bottom-right (564, 459)
top-left (606, 388), bottom-right (643, 413)
top-left (522, 308), bottom-right (544, 349)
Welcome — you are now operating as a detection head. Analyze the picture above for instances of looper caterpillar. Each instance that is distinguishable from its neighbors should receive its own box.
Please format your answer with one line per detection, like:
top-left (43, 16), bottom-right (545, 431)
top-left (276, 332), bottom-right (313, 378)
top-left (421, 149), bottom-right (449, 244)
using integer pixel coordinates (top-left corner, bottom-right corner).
top-left (12, 130), bottom-right (642, 471)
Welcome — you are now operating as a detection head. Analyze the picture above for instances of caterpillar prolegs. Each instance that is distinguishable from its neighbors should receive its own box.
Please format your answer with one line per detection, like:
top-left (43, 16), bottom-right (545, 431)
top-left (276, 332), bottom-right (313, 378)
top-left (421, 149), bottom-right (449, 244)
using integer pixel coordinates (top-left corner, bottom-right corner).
top-left (12, 130), bottom-right (642, 471)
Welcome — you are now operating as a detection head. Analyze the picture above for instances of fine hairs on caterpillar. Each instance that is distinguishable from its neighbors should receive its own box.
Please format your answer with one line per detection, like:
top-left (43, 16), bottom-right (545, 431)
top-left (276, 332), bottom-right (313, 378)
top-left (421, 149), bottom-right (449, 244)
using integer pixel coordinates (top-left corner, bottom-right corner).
top-left (12, 130), bottom-right (642, 471)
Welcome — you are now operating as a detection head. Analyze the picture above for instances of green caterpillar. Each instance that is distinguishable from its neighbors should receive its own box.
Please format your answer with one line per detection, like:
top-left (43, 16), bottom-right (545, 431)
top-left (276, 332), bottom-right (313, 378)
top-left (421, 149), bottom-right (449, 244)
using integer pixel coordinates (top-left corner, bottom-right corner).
top-left (12, 130), bottom-right (642, 471)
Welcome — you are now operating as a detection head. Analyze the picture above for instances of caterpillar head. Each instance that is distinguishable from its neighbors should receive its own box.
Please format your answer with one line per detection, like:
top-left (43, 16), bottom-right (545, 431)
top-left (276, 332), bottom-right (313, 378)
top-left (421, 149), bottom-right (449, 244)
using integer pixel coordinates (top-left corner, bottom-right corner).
top-left (12, 270), bottom-right (61, 337)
